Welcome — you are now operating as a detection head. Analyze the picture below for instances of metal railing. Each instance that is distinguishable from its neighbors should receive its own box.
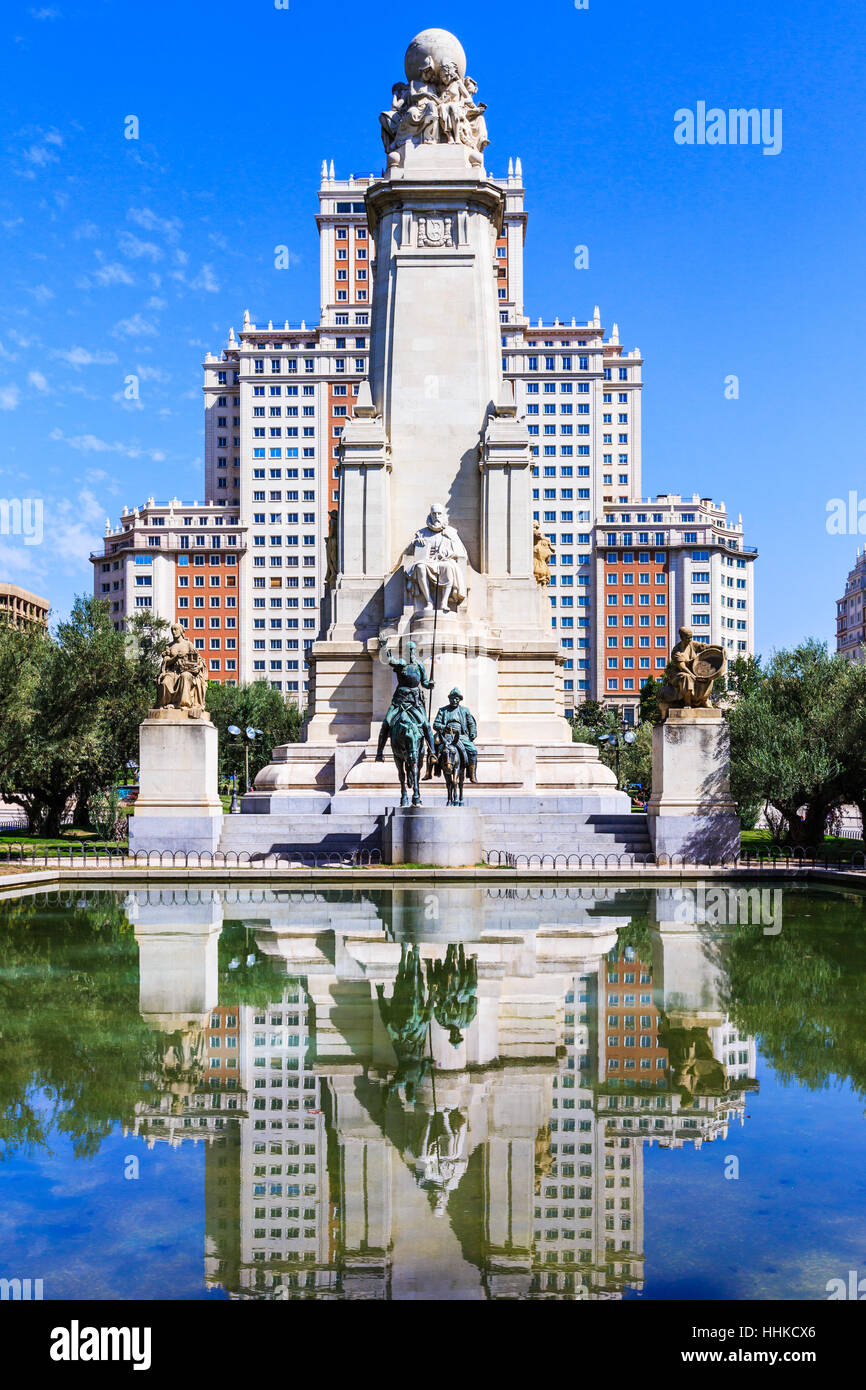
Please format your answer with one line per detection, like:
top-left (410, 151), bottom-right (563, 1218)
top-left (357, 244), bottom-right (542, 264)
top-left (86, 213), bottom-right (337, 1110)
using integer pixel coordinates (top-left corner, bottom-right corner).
top-left (482, 846), bottom-right (866, 871)
top-left (0, 842), bottom-right (863, 874)
top-left (0, 844), bottom-right (383, 870)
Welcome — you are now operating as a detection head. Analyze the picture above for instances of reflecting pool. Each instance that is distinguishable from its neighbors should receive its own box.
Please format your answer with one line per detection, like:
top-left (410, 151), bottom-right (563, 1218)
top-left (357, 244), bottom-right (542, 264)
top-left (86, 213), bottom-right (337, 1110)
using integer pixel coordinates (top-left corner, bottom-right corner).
top-left (1, 881), bottom-right (865, 1301)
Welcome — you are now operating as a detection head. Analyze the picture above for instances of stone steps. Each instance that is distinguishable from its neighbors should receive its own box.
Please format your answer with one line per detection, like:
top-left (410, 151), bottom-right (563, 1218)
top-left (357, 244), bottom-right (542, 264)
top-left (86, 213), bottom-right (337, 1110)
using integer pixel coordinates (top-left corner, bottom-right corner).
top-left (217, 810), bottom-right (653, 862)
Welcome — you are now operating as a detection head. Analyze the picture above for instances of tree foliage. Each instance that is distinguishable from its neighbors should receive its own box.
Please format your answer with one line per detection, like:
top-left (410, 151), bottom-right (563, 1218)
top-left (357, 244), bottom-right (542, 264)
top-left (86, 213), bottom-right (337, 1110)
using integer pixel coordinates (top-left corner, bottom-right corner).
top-left (726, 641), bottom-right (866, 843)
top-left (0, 598), bottom-right (164, 834)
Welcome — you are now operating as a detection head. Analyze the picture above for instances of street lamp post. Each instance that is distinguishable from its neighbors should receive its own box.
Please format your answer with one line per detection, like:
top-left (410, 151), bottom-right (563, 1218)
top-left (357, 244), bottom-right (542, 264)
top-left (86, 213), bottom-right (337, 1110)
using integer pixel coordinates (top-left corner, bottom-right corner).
top-left (227, 725), bottom-right (263, 811)
top-left (597, 720), bottom-right (637, 790)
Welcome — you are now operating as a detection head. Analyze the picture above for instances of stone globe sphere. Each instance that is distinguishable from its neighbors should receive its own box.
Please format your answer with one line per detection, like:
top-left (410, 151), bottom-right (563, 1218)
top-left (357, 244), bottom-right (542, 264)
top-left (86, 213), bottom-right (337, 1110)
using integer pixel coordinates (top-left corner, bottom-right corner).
top-left (404, 28), bottom-right (467, 82)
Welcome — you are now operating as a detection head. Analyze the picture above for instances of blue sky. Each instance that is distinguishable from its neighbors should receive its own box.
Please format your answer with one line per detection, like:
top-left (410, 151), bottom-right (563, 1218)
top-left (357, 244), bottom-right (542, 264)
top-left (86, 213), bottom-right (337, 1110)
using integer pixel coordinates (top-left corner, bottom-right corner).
top-left (1, 0), bottom-right (864, 653)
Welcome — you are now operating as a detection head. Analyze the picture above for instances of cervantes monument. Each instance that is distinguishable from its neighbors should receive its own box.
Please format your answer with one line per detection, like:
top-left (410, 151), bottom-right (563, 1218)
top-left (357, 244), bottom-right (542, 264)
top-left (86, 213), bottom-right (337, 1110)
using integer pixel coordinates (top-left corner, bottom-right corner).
top-left (237, 29), bottom-right (631, 861)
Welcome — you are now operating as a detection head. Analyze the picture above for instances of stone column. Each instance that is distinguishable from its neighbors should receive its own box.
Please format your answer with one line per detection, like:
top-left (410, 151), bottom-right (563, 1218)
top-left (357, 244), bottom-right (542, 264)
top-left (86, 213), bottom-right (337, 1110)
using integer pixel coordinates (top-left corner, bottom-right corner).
top-left (647, 709), bottom-right (740, 861)
top-left (130, 709), bottom-right (223, 854)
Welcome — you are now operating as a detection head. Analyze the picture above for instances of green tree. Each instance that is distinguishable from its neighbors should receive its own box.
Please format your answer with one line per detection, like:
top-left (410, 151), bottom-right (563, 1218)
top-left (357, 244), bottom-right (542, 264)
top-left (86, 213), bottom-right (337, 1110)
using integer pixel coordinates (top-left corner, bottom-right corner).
top-left (638, 677), bottom-right (663, 725)
top-left (573, 699), bottom-right (606, 729)
top-left (726, 641), bottom-right (859, 844)
top-left (0, 596), bottom-right (157, 835)
top-left (206, 681), bottom-right (302, 789)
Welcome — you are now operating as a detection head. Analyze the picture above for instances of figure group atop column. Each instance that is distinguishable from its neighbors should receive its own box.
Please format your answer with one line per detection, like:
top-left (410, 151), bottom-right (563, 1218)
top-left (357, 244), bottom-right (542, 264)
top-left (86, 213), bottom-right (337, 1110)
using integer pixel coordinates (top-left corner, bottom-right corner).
top-left (380, 29), bottom-right (489, 168)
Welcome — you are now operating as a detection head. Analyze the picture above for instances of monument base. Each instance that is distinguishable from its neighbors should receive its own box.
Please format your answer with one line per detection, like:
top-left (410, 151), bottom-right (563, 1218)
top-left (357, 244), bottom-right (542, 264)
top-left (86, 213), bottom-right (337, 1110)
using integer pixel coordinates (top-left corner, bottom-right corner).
top-left (647, 709), bottom-right (740, 862)
top-left (385, 805), bottom-right (482, 867)
top-left (130, 710), bottom-right (223, 855)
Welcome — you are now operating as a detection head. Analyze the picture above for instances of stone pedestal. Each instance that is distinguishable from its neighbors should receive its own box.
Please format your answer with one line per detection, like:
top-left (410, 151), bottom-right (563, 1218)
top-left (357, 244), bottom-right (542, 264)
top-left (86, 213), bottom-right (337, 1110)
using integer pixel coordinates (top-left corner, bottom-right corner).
top-left (130, 709), bottom-right (223, 855)
top-left (647, 709), bottom-right (740, 862)
top-left (385, 805), bottom-right (481, 867)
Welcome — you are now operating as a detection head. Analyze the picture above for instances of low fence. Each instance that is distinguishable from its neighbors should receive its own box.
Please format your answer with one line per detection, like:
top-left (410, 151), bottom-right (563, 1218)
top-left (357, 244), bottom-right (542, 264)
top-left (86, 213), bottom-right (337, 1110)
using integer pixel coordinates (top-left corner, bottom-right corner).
top-left (482, 846), bottom-right (866, 871)
top-left (0, 842), bottom-right (863, 873)
top-left (0, 844), bottom-right (383, 870)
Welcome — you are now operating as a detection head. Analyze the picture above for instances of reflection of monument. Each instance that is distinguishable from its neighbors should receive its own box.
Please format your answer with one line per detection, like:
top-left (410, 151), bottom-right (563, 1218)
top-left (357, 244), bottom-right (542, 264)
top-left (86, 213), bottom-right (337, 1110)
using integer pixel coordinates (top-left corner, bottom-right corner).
top-left (121, 886), bottom-right (757, 1300)
top-left (239, 28), bottom-right (628, 863)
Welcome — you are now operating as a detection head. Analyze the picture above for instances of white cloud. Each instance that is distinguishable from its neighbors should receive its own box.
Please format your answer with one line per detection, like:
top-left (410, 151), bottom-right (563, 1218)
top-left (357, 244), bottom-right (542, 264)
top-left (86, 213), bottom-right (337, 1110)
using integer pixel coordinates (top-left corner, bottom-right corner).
top-left (50, 346), bottom-right (118, 368)
top-left (17, 127), bottom-right (63, 172)
top-left (0, 386), bottom-right (21, 410)
top-left (49, 426), bottom-right (165, 462)
top-left (30, 8), bottom-right (61, 19)
top-left (127, 206), bottom-right (182, 240)
top-left (0, 540), bottom-right (39, 580)
top-left (111, 313), bottom-right (158, 339)
top-left (189, 263), bottom-right (220, 293)
top-left (27, 370), bottom-right (48, 391)
top-left (118, 231), bottom-right (162, 262)
top-left (28, 284), bottom-right (54, 303)
top-left (92, 261), bottom-right (135, 287)
top-left (2, 217), bottom-right (24, 230)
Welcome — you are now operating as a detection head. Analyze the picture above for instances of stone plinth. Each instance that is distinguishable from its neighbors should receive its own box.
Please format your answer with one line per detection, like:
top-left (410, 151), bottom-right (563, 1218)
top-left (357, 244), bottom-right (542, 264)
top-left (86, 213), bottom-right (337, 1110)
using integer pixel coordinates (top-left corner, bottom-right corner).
top-left (385, 805), bottom-right (481, 867)
top-left (130, 709), bottom-right (223, 855)
top-left (647, 709), bottom-right (739, 862)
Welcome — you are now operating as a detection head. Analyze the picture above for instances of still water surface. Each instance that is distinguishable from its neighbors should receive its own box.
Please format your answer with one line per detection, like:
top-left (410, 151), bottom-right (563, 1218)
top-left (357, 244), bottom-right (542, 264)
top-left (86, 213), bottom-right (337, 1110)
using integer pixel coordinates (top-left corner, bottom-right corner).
top-left (1, 881), bottom-right (865, 1301)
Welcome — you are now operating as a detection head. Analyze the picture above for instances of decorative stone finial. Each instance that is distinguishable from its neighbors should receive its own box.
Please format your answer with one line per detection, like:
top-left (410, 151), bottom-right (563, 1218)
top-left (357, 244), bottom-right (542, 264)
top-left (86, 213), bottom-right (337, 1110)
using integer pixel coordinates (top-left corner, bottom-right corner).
top-left (242, 309), bottom-right (250, 327)
top-left (353, 379), bottom-right (377, 418)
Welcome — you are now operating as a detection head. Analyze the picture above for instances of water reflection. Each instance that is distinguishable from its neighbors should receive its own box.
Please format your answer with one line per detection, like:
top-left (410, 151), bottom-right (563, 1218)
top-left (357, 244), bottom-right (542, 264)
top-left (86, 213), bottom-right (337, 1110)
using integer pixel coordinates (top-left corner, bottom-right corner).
top-left (2, 882), bottom-right (863, 1300)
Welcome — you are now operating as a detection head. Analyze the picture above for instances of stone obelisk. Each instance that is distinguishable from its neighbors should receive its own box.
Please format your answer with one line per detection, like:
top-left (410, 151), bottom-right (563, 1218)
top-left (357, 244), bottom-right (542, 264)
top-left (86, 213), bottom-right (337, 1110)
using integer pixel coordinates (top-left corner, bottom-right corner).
top-left (250, 28), bottom-right (626, 828)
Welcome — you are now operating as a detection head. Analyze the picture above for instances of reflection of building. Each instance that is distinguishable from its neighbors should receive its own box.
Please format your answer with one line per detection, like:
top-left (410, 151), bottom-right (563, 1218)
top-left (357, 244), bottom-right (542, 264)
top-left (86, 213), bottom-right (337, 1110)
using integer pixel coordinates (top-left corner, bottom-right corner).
top-left (127, 885), bottom-right (758, 1300)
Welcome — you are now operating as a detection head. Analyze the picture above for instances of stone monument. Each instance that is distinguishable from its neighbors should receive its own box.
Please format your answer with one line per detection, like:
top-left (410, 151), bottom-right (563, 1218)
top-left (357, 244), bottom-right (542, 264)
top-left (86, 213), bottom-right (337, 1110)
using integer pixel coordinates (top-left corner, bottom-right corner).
top-left (240, 28), bottom-right (630, 863)
top-left (646, 628), bottom-right (740, 861)
top-left (129, 625), bottom-right (223, 855)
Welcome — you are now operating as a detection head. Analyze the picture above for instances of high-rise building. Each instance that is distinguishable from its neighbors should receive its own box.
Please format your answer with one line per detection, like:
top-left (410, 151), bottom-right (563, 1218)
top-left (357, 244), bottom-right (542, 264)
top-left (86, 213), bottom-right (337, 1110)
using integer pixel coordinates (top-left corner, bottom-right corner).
top-left (591, 494), bottom-right (758, 723)
top-left (836, 548), bottom-right (866, 663)
top-left (90, 500), bottom-right (247, 685)
top-left (0, 582), bottom-right (49, 629)
top-left (94, 158), bottom-right (754, 713)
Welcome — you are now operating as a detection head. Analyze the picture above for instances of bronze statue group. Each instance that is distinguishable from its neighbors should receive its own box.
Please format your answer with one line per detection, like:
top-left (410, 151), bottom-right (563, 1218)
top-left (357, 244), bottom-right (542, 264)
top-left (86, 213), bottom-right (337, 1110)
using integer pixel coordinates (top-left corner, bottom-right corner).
top-left (375, 640), bottom-right (478, 807)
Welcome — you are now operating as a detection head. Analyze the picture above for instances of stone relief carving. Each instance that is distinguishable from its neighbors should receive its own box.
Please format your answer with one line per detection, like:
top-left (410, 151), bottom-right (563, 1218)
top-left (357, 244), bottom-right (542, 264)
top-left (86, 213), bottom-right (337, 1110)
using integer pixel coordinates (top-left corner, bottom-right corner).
top-left (380, 29), bottom-right (490, 168)
top-left (417, 215), bottom-right (454, 248)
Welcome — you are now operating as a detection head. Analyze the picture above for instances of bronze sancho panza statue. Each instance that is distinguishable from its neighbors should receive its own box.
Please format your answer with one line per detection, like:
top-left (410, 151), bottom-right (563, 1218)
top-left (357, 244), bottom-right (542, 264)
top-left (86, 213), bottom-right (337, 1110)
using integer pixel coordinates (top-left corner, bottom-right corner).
top-left (657, 626), bottom-right (727, 721)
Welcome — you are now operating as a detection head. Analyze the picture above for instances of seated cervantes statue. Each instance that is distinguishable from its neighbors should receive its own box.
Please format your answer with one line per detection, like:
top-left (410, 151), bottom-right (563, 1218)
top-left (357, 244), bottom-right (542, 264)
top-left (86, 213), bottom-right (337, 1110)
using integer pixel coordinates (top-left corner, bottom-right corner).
top-left (155, 623), bottom-right (209, 718)
top-left (405, 502), bottom-right (468, 616)
top-left (657, 626), bottom-right (727, 721)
